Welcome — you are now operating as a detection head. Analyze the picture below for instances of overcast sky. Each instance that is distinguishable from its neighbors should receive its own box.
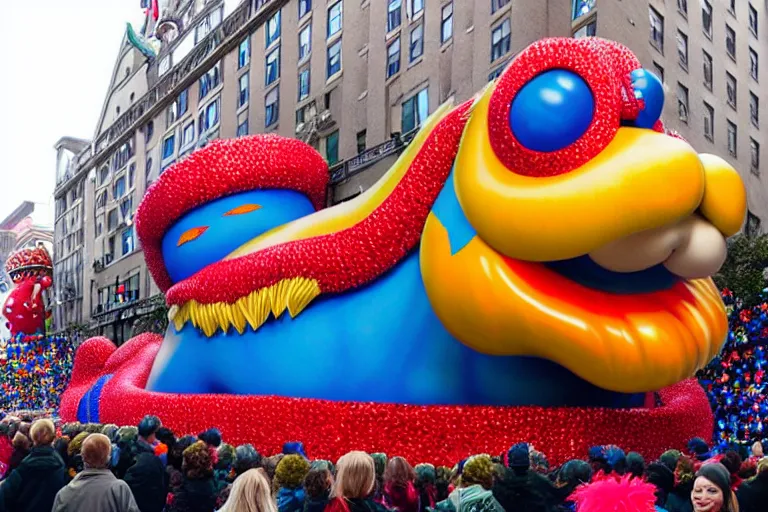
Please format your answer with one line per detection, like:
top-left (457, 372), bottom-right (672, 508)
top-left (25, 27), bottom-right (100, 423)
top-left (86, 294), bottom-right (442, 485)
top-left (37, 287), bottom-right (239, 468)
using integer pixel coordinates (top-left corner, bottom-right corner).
top-left (0, 0), bottom-right (142, 223)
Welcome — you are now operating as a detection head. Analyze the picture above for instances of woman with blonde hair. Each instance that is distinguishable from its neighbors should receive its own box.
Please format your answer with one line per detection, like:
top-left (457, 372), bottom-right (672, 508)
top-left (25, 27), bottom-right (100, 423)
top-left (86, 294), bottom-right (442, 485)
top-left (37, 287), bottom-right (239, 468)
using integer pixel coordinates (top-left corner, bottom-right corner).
top-left (218, 468), bottom-right (276, 512)
top-left (325, 452), bottom-right (387, 512)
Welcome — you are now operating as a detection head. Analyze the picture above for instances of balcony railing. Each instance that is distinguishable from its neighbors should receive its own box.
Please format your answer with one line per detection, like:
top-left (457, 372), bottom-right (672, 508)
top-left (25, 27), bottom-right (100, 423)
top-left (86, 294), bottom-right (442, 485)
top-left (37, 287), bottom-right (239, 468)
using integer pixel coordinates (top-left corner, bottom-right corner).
top-left (92, 289), bottom-right (141, 317)
top-left (56, 0), bottom-right (285, 198)
top-left (329, 129), bottom-right (418, 184)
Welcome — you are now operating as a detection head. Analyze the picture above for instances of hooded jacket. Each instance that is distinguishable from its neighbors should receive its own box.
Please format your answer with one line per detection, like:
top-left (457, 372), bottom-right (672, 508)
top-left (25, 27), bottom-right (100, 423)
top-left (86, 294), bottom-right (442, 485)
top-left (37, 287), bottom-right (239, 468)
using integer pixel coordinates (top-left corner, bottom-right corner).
top-left (431, 485), bottom-right (504, 512)
top-left (1, 445), bottom-right (68, 512)
top-left (51, 468), bottom-right (140, 512)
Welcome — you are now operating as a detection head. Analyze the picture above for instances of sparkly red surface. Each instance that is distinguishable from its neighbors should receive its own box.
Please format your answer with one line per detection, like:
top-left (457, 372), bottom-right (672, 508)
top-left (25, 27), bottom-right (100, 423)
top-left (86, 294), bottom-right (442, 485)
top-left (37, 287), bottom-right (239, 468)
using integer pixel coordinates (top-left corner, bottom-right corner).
top-left (487, 38), bottom-right (642, 178)
top-left (59, 334), bottom-right (713, 466)
top-left (165, 100), bottom-right (473, 306)
top-left (5, 247), bottom-right (53, 282)
top-left (135, 135), bottom-right (330, 293)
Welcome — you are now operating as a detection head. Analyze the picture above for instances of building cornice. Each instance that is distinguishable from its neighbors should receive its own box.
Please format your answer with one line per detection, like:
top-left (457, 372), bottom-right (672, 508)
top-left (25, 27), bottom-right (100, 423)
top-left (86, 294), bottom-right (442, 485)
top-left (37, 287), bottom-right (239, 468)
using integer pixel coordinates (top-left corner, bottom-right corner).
top-left (55, 0), bottom-right (288, 199)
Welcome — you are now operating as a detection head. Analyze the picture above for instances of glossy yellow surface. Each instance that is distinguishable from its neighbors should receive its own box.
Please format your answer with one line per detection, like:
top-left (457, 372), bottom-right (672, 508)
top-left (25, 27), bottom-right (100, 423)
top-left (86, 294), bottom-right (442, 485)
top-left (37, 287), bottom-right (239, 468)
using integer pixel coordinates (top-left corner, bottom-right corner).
top-left (420, 212), bottom-right (728, 393)
top-left (698, 153), bottom-right (748, 237)
top-left (454, 83), bottom-right (707, 262)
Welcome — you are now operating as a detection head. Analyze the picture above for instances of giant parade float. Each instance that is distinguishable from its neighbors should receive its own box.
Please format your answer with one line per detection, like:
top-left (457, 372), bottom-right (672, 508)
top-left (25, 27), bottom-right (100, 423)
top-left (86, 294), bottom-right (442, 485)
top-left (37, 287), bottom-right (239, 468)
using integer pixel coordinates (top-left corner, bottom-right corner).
top-left (1, 245), bottom-right (74, 412)
top-left (59, 37), bottom-right (747, 465)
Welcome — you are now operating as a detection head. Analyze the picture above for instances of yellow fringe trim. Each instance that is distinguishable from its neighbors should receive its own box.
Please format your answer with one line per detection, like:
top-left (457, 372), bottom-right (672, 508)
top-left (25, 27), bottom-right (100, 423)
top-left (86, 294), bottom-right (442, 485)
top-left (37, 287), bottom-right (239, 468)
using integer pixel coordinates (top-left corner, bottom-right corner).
top-left (168, 277), bottom-right (321, 336)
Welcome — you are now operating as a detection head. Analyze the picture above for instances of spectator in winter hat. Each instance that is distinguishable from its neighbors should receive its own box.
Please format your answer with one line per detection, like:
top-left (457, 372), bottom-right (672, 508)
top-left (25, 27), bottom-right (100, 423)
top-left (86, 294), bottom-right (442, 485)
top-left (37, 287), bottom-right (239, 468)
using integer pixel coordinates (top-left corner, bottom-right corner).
top-left (432, 455), bottom-right (503, 512)
top-left (275, 454), bottom-right (310, 512)
top-left (688, 438), bottom-right (713, 462)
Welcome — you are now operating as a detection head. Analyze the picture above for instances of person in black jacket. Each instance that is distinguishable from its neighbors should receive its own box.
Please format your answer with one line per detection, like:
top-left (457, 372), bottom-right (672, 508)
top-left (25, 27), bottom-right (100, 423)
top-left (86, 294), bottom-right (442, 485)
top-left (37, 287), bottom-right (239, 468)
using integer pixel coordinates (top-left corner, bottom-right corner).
top-left (167, 441), bottom-right (217, 512)
top-left (736, 458), bottom-right (768, 512)
top-left (0, 418), bottom-right (67, 512)
top-left (123, 450), bottom-right (168, 512)
top-left (492, 443), bottom-right (558, 512)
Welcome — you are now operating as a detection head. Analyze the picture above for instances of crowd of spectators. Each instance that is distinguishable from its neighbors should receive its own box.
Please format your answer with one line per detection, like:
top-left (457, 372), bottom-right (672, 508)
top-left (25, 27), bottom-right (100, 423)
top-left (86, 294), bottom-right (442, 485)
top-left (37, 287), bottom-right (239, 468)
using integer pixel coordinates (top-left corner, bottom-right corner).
top-left (0, 414), bottom-right (766, 512)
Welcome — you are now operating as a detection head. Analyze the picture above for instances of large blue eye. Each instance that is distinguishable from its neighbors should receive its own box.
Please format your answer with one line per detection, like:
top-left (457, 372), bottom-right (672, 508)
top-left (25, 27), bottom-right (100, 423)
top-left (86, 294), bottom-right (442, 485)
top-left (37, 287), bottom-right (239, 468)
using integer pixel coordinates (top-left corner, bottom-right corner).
top-left (509, 69), bottom-right (594, 153)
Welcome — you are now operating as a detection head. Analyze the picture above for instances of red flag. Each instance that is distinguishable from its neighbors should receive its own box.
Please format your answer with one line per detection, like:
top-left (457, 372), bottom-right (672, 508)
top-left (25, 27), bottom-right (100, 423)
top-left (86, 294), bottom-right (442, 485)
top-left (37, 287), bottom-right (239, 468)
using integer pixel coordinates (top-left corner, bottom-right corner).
top-left (152, 0), bottom-right (159, 20)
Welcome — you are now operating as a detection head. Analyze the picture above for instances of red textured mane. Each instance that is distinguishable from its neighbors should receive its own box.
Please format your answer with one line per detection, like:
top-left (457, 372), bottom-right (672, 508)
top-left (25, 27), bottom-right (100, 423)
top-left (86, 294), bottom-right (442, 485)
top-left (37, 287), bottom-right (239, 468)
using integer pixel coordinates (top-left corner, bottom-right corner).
top-left (135, 135), bottom-right (329, 293)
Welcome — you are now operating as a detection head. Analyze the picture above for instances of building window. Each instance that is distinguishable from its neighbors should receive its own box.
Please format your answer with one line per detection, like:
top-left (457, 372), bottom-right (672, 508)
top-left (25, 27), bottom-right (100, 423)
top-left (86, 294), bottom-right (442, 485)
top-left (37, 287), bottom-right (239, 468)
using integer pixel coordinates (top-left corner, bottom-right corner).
top-left (166, 102), bottom-right (179, 128)
top-left (751, 138), bottom-right (760, 174)
top-left (441, 3), bottom-right (453, 43)
top-left (749, 3), bottom-right (758, 36)
top-left (326, 130), bottom-right (339, 165)
top-left (726, 72), bottom-right (737, 109)
top-left (402, 87), bottom-right (429, 133)
top-left (750, 48), bottom-right (759, 81)
top-left (650, 7), bottom-right (664, 53)
top-left (99, 166), bottom-right (109, 184)
top-left (574, 19), bottom-right (597, 38)
top-left (356, 130), bottom-right (367, 154)
top-left (750, 92), bottom-right (759, 128)
top-left (677, 0), bottom-right (687, 15)
top-left (178, 89), bottom-right (188, 117)
top-left (410, 24), bottom-right (423, 62)
top-left (145, 156), bottom-right (153, 178)
top-left (653, 62), bottom-right (664, 83)
top-left (299, 0), bottom-right (311, 18)
top-left (747, 212), bottom-right (762, 237)
top-left (494, 0), bottom-right (512, 14)
top-left (299, 24), bottom-right (311, 60)
top-left (199, 99), bottom-right (220, 134)
top-left (726, 25), bottom-right (736, 60)
top-left (239, 73), bottom-right (249, 107)
top-left (162, 134), bottom-right (175, 160)
top-left (728, 121), bottom-right (737, 156)
top-left (387, 37), bottom-right (401, 78)
top-left (327, 39), bottom-right (342, 78)
top-left (145, 121), bottom-right (154, 143)
top-left (265, 88), bottom-right (279, 127)
top-left (199, 62), bottom-right (221, 100)
top-left (181, 122), bottom-right (195, 149)
top-left (677, 31), bottom-right (688, 68)
top-left (107, 209), bottom-right (118, 232)
top-left (387, 0), bottom-right (402, 32)
top-left (195, 7), bottom-right (223, 43)
top-left (113, 176), bottom-right (126, 200)
top-left (704, 102), bottom-right (714, 141)
top-left (702, 0), bottom-right (712, 38)
top-left (703, 50), bottom-right (712, 90)
top-left (677, 83), bottom-right (689, 123)
top-left (298, 67), bottom-right (310, 101)
top-left (122, 227), bottom-right (135, 256)
top-left (412, 0), bottom-right (423, 16)
top-left (328, 1), bottom-right (343, 37)
top-left (237, 115), bottom-right (249, 137)
top-left (491, 19), bottom-right (511, 62)
top-left (238, 37), bottom-right (250, 69)
top-left (266, 10), bottom-right (281, 47)
top-left (729, 0), bottom-right (736, 15)
top-left (265, 48), bottom-right (280, 86)
top-left (571, 0), bottom-right (595, 20)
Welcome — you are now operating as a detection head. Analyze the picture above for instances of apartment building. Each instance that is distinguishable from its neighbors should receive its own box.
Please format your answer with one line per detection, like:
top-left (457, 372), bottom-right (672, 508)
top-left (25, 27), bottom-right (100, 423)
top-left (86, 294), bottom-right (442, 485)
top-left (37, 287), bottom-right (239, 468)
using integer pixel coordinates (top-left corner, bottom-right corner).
top-left (572, 0), bottom-right (768, 235)
top-left (52, 137), bottom-right (91, 331)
